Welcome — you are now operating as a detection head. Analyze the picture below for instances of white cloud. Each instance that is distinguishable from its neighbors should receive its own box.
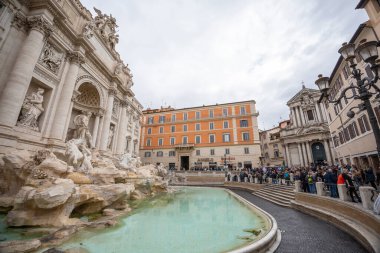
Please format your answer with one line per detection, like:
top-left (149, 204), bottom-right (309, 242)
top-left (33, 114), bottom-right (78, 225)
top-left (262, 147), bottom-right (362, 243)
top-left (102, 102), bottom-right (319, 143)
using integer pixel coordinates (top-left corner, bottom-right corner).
top-left (81, 0), bottom-right (368, 128)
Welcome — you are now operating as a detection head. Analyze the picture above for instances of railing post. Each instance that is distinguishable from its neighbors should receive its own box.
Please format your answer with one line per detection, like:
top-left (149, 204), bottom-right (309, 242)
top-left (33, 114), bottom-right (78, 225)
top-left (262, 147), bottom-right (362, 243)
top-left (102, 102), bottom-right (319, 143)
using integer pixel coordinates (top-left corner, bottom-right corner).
top-left (268, 178), bottom-right (272, 184)
top-left (295, 180), bottom-right (301, 192)
top-left (337, 184), bottom-right (350, 201)
top-left (359, 186), bottom-right (375, 210)
top-left (316, 182), bottom-right (326, 196)
top-left (254, 177), bottom-right (258, 184)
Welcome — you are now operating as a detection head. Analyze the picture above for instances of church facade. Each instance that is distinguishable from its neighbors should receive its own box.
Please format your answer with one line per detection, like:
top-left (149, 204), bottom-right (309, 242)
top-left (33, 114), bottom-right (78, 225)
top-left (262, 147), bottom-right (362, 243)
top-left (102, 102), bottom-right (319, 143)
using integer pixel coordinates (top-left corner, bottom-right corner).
top-left (281, 86), bottom-right (335, 167)
top-left (0, 0), bottom-right (142, 156)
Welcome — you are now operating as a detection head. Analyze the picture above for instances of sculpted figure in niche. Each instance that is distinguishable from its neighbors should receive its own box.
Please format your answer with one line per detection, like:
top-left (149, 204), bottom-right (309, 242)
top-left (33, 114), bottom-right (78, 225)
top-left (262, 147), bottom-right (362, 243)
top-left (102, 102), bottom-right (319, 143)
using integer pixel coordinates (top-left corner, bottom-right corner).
top-left (108, 30), bottom-right (119, 50)
top-left (73, 112), bottom-right (94, 149)
top-left (107, 125), bottom-right (115, 149)
top-left (41, 43), bottom-right (62, 73)
top-left (17, 88), bottom-right (45, 131)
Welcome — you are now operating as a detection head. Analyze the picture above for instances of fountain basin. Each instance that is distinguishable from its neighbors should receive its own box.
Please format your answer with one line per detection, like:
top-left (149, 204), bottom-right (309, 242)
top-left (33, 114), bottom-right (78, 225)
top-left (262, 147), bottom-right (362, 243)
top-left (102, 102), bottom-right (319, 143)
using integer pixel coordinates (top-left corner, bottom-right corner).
top-left (57, 187), bottom-right (280, 253)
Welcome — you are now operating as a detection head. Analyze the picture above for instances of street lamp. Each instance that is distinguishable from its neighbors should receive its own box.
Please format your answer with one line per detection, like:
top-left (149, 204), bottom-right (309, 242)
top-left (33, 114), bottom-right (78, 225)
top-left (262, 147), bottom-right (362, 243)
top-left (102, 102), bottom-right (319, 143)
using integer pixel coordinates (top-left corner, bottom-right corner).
top-left (315, 39), bottom-right (380, 163)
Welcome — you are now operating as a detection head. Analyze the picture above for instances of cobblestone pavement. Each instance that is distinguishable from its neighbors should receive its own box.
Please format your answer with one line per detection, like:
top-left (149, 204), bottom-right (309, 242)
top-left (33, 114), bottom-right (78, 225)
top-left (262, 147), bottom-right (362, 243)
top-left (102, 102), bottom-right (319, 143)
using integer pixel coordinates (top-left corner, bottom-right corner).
top-left (231, 189), bottom-right (369, 253)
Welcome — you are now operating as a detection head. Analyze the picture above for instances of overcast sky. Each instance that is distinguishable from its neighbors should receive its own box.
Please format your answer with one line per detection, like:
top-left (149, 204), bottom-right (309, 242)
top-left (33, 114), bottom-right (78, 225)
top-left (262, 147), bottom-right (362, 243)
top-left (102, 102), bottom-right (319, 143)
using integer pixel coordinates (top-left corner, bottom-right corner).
top-left (81, 0), bottom-right (368, 129)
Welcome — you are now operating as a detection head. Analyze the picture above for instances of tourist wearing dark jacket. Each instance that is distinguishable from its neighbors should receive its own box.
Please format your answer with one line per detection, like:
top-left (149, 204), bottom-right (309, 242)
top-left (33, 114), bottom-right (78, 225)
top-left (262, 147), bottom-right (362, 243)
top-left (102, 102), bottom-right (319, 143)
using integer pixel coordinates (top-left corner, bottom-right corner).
top-left (342, 169), bottom-right (361, 203)
top-left (365, 167), bottom-right (377, 190)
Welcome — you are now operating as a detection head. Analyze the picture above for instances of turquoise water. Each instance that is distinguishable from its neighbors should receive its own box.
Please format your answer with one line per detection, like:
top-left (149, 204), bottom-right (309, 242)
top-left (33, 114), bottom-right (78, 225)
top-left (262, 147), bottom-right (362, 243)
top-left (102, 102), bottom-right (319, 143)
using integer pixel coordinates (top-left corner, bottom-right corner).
top-left (0, 214), bottom-right (48, 241)
top-left (60, 187), bottom-right (269, 253)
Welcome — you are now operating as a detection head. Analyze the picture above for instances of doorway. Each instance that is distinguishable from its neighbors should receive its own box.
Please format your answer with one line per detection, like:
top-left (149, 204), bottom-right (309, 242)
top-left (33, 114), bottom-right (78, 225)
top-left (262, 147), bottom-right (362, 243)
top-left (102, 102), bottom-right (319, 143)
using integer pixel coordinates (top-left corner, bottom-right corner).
top-left (311, 142), bottom-right (327, 165)
top-left (180, 156), bottom-right (189, 170)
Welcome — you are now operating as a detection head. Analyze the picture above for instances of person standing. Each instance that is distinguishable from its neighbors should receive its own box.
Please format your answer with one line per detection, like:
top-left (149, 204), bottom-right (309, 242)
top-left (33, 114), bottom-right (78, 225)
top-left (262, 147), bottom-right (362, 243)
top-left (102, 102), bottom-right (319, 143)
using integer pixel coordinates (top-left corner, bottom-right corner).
top-left (342, 169), bottom-right (362, 203)
top-left (364, 166), bottom-right (377, 190)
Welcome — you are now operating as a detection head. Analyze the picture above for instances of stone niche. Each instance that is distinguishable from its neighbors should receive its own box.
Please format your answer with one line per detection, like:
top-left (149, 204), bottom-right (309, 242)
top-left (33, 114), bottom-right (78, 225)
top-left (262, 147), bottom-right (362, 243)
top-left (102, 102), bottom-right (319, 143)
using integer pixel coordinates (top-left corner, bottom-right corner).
top-left (66, 109), bottom-right (96, 142)
top-left (17, 79), bottom-right (52, 133)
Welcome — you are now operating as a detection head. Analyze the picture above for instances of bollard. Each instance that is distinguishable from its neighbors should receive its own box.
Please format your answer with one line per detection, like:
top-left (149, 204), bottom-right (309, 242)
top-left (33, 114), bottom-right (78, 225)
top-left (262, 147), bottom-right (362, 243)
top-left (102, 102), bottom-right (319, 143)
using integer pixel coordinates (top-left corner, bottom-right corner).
top-left (244, 177), bottom-right (248, 183)
top-left (254, 178), bottom-right (259, 184)
top-left (238, 176), bottom-right (241, 182)
top-left (268, 178), bottom-right (272, 184)
top-left (316, 182), bottom-right (326, 196)
top-left (337, 184), bottom-right (350, 201)
top-left (249, 177), bottom-right (253, 183)
top-left (295, 180), bottom-right (301, 192)
top-left (225, 177), bottom-right (228, 182)
top-left (359, 186), bottom-right (375, 210)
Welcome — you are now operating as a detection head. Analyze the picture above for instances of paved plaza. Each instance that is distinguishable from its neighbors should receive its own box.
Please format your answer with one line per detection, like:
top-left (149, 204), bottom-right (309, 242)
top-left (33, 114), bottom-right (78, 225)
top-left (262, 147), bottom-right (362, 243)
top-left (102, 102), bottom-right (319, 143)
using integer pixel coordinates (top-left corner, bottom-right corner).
top-left (232, 189), bottom-right (368, 253)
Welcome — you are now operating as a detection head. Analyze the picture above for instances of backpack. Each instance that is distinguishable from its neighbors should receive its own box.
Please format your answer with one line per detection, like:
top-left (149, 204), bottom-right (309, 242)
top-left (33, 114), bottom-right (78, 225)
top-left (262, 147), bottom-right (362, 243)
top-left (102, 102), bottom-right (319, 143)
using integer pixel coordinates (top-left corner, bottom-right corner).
top-left (308, 176), bottom-right (313, 184)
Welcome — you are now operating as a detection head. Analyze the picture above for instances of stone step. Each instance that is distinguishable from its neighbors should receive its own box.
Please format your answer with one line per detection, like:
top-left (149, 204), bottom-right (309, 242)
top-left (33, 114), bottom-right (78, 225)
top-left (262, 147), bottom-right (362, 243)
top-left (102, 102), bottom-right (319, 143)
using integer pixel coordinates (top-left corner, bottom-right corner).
top-left (252, 192), bottom-right (291, 207)
top-left (256, 190), bottom-right (295, 201)
top-left (264, 184), bottom-right (295, 190)
top-left (259, 187), bottom-right (295, 195)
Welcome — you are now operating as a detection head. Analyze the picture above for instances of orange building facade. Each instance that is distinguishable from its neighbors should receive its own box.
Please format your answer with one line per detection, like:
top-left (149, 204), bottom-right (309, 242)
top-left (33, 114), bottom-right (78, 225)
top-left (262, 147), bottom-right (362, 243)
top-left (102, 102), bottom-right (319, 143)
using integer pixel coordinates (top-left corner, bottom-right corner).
top-left (139, 100), bottom-right (260, 170)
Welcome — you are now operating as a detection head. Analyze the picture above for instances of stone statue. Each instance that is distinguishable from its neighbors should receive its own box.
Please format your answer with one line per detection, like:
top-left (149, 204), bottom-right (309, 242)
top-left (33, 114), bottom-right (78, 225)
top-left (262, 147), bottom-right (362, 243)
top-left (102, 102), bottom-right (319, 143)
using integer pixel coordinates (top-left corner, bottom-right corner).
top-left (40, 43), bottom-right (62, 73)
top-left (107, 125), bottom-right (115, 149)
top-left (65, 138), bottom-right (93, 173)
top-left (114, 62), bottom-right (123, 75)
top-left (83, 21), bottom-right (95, 39)
top-left (73, 112), bottom-right (94, 149)
top-left (17, 88), bottom-right (45, 131)
top-left (108, 30), bottom-right (119, 50)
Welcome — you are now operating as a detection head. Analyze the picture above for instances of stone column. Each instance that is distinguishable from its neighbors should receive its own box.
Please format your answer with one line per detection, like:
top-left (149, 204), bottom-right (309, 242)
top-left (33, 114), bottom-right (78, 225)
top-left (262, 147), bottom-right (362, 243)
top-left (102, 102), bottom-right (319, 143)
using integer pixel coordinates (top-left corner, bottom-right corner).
top-left (0, 16), bottom-right (52, 128)
top-left (285, 144), bottom-right (291, 167)
top-left (49, 52), bottom-right (85, 140)
top-left (99, 87), bottom-right (116, 151)
top-left (324, 139), bottom-right (332, 165)
top-left (92, 112), bottom-right (101, 147)
top-left (301, 142), bottom-right (308, 166)
top-left (297, 143), bottom-right (304, 166)
top-left (337, 184), bottom-right (350, 202)
top-left (306, 142), bottom-right (313, 164)
top-left (116, 100), bottom-right (128, 154)
top-left (296, 107), bottom-right (303, 127)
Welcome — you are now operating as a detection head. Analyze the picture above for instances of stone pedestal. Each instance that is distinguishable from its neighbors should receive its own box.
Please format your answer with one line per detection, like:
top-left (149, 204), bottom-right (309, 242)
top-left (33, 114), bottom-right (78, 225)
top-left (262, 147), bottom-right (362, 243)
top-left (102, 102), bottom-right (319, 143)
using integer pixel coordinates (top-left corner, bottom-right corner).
top-left (268, 178), bottom-right (272, 184)
top-left (359, 186), bottom-right (375, 210)
top-left (225, 177), bottom-right (228, 182)
top-left (237, 176), bottom-right (241, 183)
top-left (244, 177), bottom-right (248, 183)
top-left (337, 184), bottom-right (350, 202)
top-left (254, 178), bottom-right (258, 184)
top-left (316, 182), bottom-right (326, 196)
top-left (295, 180), bottom-right (301, 192)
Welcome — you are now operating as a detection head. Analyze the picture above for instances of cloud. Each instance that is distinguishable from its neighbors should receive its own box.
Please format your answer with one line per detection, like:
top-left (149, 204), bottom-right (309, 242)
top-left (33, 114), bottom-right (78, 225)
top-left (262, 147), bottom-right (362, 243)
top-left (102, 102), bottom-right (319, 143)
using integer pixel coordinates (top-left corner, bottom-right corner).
top-left (80, 0), bottom-right (368, 128)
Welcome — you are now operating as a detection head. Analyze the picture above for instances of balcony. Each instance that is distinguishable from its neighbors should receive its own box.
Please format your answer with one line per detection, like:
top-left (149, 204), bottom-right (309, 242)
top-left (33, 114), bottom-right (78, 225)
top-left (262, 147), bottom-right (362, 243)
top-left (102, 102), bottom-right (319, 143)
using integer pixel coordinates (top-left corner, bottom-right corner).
top-left (174, 143), bottom-right (195, 151)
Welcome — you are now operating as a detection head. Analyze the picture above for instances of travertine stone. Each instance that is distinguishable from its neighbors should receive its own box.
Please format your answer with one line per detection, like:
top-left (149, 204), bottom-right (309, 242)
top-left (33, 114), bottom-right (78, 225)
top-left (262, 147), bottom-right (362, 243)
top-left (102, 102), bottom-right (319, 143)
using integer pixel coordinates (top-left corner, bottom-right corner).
top-left (0, 17), bottom-right (48, 127)
top-left (359, 186), bottom-right (376, 210)
top-left (337, 184), bottom-right (350, 201)
top-left (295, 180), bottom-right (301, 192)
top-left (99, 88), bottom-right (116, 150)
top-left (316, 182), bottom-right (326, 196)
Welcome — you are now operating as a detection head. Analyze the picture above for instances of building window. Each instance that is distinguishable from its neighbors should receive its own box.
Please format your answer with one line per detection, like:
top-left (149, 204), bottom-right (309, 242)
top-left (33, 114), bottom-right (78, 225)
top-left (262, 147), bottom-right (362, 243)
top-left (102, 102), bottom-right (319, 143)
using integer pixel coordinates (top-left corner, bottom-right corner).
top-left (240, 106), bottom-right (246, 115)
top-left (223, 108), bottom-right (228, 116)
top-left (159, 126), bottom-right (164, 133)
top-left (171, 125), bottom-right (175, 132)
top-left (147, 128), bottom-right (152, 134)
top-left (307, 110), bottom-right (314, 121)
top-left (195, 135), bottom-right (201, 144)
top-left (157, 151), bottom-right (163, 157)
top-left (195, 111), bottom-right (201, 119)
top-left (158, 138), bottom-right (163, 146)
top-left (209, 134), bottom-right (215, 143)
top-left (244, 147), bottom-right (249, 154)
top-left (182, 136), bottom-right (188, 144)
top-left (144, 152), bottom-right (151, 157)
top-left (210, 149), bottom-right (215, 155)
top-left (357, 115), bottom-right (371, 134)
top-left (347, 122), bottom-right (358, 139)
top-left (183, 124), bottom-right (188, 132)
top-left (183, 112), bottom-right (188, 121)
top-left (146, 139), bottom-right (151, 146)
top-left (342, 64), bottom-right (350, 80)
top-left (209, 122), bottom-right (214, 130)
top-left (147, 117), bottom-right (154, 124)
top-left (196, 150), bottom-right (200, 156)
top-left (339, 131), bottom-right (345, 144)
top-left (240, 120), bottom-right (248, 127)
top-left (223, 121), bottom-right (229, 129)
top-left (159, 115), bottom-right (165, 123)
top-left (274, 150), bottom-right (279, 158)
top-left (242, 132), bottom-right (250, 141)
top-left (172, 114), bottom-right (176, 122)
top-left (169, 151), bottom-right (176, 157)
top-left (223, 133), bottom-right (230, 142)
top-left (170, 137), bottom-right (176, 145)
top-left (209, 110), bottom-right (214, 118)
top-left (225, 148), bottom-right (230, 155)
top-left (196, 123), bottom-right (201, 131)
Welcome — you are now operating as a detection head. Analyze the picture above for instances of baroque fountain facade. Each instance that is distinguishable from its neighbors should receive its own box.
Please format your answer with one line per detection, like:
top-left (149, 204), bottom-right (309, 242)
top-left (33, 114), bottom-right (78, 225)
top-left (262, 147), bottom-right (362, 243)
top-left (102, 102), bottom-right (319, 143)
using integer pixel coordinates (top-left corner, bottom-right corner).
top-left (0, 0), bottom-right (169, 252)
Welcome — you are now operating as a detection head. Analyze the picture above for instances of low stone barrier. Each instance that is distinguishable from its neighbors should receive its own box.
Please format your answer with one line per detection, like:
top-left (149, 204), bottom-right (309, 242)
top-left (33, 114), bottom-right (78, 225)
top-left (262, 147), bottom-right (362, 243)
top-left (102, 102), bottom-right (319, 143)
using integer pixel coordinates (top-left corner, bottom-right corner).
top-left (292, 192), bottom-right (380, 253)
top-left (223, 182), bottom-right (265, 192)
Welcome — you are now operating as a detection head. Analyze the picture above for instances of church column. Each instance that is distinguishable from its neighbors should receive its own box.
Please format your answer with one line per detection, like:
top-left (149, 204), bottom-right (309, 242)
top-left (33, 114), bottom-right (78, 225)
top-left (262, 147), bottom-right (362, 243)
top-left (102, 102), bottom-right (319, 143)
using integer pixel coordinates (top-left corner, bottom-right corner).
top-left (315, 106), bottom-right (322, 122)
top-left (49, 52), bottom-right (85, 140)
top-left (292, 108), bottom-right (298, 127)
top-left (297, 143), bottom-right (304, 166)
top-left (296, 106), bottom-right (303, 127)
top-left (116, 100), bottom-right (128, 154)
top-left (305, 142), bottom-right (313, 166)
top-left (285, 144), bottom-right (291, 167)
top-left (324, 139), bottom-right (332, 165)
top-left (99, 87), bottom-right (116, 151)
top-left (307, 142), bottom-right (313, 164)
top-left (92, 112), bottom-right (101, 147)
top-left (0, 16), bottom-right (52, 127)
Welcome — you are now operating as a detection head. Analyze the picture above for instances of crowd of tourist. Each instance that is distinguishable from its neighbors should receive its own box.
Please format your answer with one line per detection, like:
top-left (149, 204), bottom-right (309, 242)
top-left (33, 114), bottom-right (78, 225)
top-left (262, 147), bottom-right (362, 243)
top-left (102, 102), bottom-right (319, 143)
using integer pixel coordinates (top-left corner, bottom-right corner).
top-left (227, 162), bottom-right (380, 203)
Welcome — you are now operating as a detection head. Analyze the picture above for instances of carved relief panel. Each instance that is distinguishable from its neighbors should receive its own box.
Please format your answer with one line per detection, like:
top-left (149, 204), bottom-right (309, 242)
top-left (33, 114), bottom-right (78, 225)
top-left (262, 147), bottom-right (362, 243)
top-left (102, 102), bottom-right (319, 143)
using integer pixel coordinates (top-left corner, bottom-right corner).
top-left (38, 42), bottom-right (64, 75)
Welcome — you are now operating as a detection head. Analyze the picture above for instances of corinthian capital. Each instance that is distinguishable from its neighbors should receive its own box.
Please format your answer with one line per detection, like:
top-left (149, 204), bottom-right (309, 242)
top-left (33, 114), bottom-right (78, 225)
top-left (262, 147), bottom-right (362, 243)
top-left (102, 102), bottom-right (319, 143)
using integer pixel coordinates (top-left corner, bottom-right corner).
top-left (11, 12), bottom-right (27, 31)
top-left (67, 51), bottom-right (85, 65)
top-left (27, 16), bottom-right (53, 37)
